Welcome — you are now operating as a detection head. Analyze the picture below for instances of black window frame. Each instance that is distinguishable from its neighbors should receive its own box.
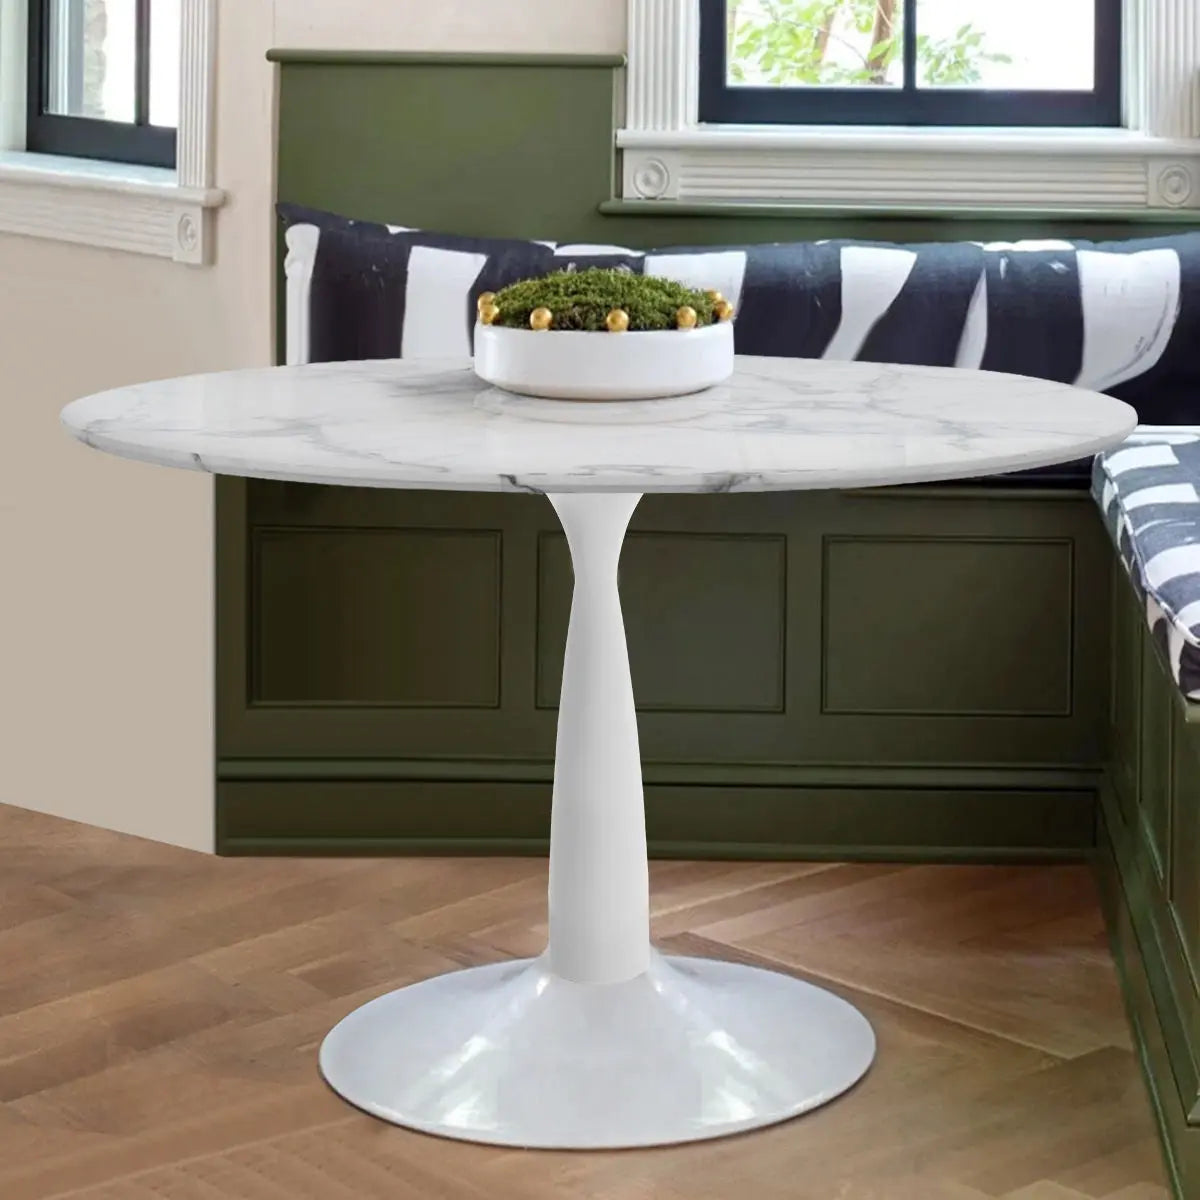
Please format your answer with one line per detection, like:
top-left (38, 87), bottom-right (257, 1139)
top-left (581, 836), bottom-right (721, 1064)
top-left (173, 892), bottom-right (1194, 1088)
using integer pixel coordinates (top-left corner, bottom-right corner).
top-left (26, 0), bottom-right (176, 167)
top-left (699, 0), bottom-right (1122, 128)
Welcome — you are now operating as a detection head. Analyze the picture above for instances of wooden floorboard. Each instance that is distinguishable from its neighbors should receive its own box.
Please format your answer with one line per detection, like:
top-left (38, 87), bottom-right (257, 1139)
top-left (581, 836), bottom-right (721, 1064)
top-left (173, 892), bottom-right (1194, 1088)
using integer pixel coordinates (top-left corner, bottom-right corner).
top-left (0, 803), bottom-right (1169, 1199)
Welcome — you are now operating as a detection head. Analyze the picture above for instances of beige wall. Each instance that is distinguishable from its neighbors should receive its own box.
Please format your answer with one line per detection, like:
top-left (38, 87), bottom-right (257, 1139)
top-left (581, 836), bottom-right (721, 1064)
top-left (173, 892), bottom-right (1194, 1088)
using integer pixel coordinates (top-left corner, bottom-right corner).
top-left (3, 0), bottom-right (269, 851)
top-left (1, 1), bottom-right (623, 851)
top-left (274, 0), bottom-right (625, 53)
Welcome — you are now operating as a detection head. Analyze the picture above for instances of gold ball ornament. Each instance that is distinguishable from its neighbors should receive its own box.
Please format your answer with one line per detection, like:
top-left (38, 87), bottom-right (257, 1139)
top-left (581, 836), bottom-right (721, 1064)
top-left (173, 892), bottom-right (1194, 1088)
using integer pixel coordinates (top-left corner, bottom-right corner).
top-left (675, 305), bottom-right (698, 330)
top-left (605, 308), bottom-right (631, 333)
top-left (479, 302), bottom-right (500, 326)
top-left (706, 289), bottom-right (724, 303)
top-left (529, 307), bottom-right (553, 331)
top-left (714, 300), bottom-right (735, 322)
top-left (476, 291), bottom-right (497, 314)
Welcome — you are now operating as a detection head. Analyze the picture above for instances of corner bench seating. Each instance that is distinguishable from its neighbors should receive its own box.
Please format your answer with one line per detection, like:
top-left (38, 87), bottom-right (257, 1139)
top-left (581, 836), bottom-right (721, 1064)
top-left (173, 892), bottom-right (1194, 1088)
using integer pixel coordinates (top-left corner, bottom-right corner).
top-left (222, 207), bottom-right (1200, 1189)
top-left (242, 51), bottom-right (1200, 1187)
top-left (280, 204), bottom-right (1200, 435)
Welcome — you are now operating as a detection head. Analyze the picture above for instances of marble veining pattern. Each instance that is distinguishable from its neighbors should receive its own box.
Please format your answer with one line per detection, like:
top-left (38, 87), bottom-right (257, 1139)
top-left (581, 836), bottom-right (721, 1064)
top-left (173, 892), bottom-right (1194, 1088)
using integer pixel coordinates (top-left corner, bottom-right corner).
top-left (60, 357), bottom-right (1138, 493)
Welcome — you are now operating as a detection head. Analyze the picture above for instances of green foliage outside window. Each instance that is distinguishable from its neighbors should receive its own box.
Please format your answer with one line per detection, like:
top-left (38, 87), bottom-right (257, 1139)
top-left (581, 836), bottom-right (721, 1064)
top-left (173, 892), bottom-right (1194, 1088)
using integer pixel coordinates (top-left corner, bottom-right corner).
top-left (727, 0), bottom-right (1011, 87)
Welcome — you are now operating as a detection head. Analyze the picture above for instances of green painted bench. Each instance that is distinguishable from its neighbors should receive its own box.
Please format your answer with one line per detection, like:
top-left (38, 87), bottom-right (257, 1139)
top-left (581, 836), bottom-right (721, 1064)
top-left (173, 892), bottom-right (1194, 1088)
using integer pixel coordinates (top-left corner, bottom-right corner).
top-left (211, 51), bottom-right (1200, 1194)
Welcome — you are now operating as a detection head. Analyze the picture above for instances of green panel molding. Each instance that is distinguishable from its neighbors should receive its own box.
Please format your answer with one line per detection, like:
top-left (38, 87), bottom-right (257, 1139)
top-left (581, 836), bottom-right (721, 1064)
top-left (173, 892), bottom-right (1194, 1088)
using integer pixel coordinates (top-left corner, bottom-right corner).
top-left (221, 480), bottom-right (1113, 774)
top-left (536, 530), bottom-right (788, 713)
top-left (822, 535), bottom-right (1075, 718)
top-left (219, 779), bottom-right (1095, 862)
top-left (218, 757), bottom-right (1101, 790)
top-left (252, 526), bottom-right (502, 707)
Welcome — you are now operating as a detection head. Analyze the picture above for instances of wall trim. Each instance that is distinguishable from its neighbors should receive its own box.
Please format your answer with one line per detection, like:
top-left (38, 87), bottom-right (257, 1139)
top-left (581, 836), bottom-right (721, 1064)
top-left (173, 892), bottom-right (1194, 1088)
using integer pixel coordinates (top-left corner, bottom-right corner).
top-left (220, 835), bottom-right (1095, 863)
top-left (218, 778), bottom-right (1097, 860)
top-left (177, 0), bottom-right (218, 192)
top-left (218, 757), bottom-right (1104, 789)
top-left (1098, 822), bottom-right (1193, 1198)
top-left (1104, 781), bottom-right (1200, 1123)
top-left (599, 199), bottom-right (1200, 223)
top-left (627, 0), bottom-right (696, 133)
top-left (266, 50), bottom-right (626, 67)
top-left (1125, 0), bottom-right (1200, 138)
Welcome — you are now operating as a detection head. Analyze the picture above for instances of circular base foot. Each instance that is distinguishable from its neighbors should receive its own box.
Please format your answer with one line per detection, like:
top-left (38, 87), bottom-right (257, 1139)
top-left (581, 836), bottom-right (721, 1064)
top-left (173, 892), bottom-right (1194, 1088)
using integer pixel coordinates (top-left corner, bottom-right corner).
top-left (319, 953), bottom-right (875, 1149)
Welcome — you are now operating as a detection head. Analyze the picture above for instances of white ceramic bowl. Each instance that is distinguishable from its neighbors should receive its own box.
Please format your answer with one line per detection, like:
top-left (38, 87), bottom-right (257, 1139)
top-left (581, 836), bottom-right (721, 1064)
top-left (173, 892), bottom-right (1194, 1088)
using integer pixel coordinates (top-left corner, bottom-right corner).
top-left (473, 321), bottom-right (734, 401)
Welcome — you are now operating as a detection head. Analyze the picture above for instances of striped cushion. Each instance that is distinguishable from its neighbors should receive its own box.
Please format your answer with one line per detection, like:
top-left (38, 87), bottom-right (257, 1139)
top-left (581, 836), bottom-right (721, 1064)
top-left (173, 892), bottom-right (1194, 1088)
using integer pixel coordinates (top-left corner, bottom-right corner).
top-left (278, 204), bottom-right (1200, 430)
top-left (1093, 430), bottom-right (1200, 698)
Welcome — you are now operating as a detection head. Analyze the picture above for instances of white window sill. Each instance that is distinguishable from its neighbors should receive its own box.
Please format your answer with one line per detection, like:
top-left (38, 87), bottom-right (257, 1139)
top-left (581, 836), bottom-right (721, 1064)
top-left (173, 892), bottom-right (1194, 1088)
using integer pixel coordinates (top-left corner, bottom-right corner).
top-left (0, 151), bottom-right (225, 263)
top-left (616, 125), bottom-right (1200, 212)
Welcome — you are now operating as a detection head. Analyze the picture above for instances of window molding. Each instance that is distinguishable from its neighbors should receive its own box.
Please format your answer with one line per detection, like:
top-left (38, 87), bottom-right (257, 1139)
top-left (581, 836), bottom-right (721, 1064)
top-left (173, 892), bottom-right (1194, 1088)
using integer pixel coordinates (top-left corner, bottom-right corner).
top-left (620, 0), bottom-right (1200, 213)
top-left (0, 0), bottom-right (222, 262)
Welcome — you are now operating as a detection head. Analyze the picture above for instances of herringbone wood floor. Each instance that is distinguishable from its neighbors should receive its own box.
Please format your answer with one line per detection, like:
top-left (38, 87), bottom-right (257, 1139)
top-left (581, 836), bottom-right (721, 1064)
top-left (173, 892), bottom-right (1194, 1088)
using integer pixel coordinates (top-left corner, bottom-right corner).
top-left (0, 803), bottom-right (1169, 1200)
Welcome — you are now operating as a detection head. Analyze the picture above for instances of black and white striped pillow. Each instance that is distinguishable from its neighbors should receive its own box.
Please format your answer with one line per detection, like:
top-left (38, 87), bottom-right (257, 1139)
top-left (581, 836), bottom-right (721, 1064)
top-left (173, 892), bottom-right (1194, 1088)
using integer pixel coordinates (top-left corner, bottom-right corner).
top-left (278, 203), bottom-right (1200, 426)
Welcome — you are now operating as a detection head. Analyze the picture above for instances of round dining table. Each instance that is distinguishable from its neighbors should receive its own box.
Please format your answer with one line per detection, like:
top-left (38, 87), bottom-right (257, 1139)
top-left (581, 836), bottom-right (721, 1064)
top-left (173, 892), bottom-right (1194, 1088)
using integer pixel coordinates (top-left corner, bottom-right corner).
top-left (62, 355), bottom-right (1137, 1150)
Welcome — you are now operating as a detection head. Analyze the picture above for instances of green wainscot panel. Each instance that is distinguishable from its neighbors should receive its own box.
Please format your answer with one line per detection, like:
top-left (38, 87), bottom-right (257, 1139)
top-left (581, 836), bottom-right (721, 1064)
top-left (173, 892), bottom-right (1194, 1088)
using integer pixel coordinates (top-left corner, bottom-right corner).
top-left (822, 535), bottom-right (1073, 717)
top-left (252, 527), bottom-right (502, 707)
top-left (274, 58), bottom-right (623, 245)
top-left (1171, 724), bottom-right (1200, 1094)
top-left (536, 530), bottom-right (788, 713)
top-left (272, 55), bottom-right (1180, 250)
top-left (222, 481), bottom-right (1112, 771)
top-left (1099, 820), bottom-right (1197, 1200)
top-left (219, 476), bottom-right (1109, 858)
top-left (1142, 633), bottom-right (1174, 886)
top-left (1104, 569), bottom-right (1200, 1148)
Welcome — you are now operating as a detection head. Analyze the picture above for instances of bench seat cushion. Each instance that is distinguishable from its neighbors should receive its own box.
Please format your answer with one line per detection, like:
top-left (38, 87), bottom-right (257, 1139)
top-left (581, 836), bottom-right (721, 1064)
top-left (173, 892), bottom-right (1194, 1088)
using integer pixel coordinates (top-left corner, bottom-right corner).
top-left (1093, 430), bottom-right (1200, 698)
top-left (280, 204), bottom-right (1200, 497)
top-left (279, 204), bottom-right (1200, 432)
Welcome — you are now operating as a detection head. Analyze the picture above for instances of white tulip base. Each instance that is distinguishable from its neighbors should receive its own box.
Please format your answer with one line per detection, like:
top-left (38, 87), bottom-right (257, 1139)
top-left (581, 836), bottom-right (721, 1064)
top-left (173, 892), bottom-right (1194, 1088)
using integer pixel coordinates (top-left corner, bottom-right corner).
top-left (319, 951), bottom-right (876, 1149)
top-left (318, 492), bottom-right (875, 1148)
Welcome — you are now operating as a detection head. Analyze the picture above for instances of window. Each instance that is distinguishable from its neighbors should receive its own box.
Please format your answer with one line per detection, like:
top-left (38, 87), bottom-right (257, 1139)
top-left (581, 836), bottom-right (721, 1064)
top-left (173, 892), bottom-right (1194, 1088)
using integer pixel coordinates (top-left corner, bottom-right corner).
top-left (0, 0), bottom-right (218, 261)
top-left (698, 0), bottom-right (1122, 127)
top-left (622, 0), bottom-right (1198, 212)
top-left (26, 0), bottom-right (180, 166)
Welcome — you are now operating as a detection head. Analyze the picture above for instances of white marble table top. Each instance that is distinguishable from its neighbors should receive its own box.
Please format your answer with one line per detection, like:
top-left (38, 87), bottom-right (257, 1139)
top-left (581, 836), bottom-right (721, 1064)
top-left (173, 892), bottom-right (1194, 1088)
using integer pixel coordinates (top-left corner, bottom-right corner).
top-left (61, 357), bottom-right (1137, 494)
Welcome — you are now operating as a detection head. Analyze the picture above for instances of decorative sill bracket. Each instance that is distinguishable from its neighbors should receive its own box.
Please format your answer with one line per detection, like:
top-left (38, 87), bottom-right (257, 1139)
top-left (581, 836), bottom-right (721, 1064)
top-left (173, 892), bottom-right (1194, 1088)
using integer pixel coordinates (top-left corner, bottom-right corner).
top-left (0, 154), bottom-right (225, 263)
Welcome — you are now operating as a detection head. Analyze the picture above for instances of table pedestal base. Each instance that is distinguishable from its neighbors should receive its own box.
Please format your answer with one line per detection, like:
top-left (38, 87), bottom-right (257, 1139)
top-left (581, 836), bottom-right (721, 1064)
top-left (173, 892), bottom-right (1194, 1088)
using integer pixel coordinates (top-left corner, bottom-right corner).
top-left (321, 492), bottom-right (873, 1146)
top-left (320, 950), bottom-right (874, 1149)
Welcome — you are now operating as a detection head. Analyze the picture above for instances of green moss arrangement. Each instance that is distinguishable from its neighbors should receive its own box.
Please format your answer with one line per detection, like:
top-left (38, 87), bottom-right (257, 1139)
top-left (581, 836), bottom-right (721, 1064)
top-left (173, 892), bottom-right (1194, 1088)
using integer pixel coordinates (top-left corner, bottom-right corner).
top-left (487, 268), bottom-right (719, 332)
